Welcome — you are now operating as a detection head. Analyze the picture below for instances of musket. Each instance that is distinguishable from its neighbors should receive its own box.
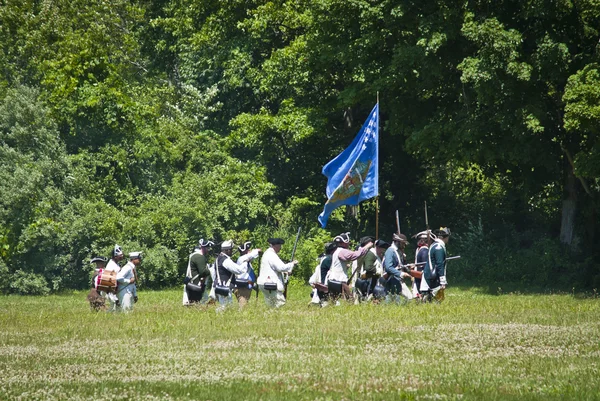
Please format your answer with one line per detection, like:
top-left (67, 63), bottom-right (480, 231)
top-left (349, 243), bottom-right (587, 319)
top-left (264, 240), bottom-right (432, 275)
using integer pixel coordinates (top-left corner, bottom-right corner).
top-left (291, 226), bottom-right (302, 261)
top-left (425, 201), bottom-right (431, 248)
top-left (395, 210), bottom-right (401, 235)
top-left (402, 256), bottom-right (462, 269)
top-left (403, 256), bottom-right (462, 278)
top-left (283, 226), bottom-right (302, 299)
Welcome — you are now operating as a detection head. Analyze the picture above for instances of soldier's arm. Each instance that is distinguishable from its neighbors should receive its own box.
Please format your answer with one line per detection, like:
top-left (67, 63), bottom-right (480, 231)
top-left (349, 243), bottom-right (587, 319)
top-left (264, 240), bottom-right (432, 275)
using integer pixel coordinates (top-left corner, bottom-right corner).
top-left (383, 250), bottom-right (402, 278)
top-left (116, 265), bottom-right (132, 284)
top-left (433, 246), bottom-right (447, 285)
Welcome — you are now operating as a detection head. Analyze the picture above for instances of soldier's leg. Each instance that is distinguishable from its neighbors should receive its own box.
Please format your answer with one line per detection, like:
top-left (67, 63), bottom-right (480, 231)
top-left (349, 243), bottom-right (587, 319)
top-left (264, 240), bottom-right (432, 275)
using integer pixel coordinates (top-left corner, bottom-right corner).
top-left (235, 288), bottom-right (251, 308)
top-left (120, 292), bottom-right (134, 312)
top-left (260, 287), bottom-right (277, 308)
top-left (274, 291), bottom-right (287, 308)
top-left (401, 282), bottom-right (414, 301)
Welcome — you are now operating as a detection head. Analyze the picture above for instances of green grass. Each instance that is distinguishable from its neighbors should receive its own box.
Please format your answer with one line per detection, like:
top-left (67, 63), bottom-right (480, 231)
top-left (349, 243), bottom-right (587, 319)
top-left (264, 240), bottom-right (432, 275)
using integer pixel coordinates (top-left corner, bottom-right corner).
top-left (1, 286), bottom-right (599, 400)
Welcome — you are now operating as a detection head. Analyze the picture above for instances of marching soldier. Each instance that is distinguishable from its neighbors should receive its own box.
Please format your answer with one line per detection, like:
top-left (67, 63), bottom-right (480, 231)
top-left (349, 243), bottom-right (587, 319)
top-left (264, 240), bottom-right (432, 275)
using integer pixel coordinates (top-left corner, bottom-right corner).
top-left (88, 256), bottom-right (108, 311)
top-left (421, 227), bottom-right (451, 302)
top-left (383, 233), bottom-right (413, 303)
top-left (104, 245), bottom-right (123, 311)
top-left (257, 238), bottom-right (298, 308)
top-left (90, 256), bottom-right (108, 286)
top-left (184, 239), bottom-right (214, 305)
top-left (356, 239), bottom-right (389, 301)
top-left (234, 241), bottom-right (261, 308)
top-left (116, 251), bottom-right (142, 312)
top-left (411, 230), bottom-right (435, 298)
top-left (214, 240), bottom-right (247, 311)
top-left (325, 232), bottom-right (372, 301)
top-left (106, 245), bottom-right (124, 272)
top-left (308, 242), bottom-right (336, 306)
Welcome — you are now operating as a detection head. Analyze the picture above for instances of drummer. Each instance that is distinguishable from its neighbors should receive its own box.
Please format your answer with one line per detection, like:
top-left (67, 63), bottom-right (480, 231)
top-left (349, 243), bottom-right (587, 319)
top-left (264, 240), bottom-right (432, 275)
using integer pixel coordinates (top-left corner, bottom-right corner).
top-left (90, 256), bottom-right (108, 287)
top-left (89, 256), bottom-right (108, 311)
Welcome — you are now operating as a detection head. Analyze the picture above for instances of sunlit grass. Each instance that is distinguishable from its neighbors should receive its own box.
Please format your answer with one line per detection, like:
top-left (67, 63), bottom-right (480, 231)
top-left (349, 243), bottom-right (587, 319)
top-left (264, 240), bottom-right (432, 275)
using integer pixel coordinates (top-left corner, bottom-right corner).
top-left (1, 286), bottom-right (599, 400)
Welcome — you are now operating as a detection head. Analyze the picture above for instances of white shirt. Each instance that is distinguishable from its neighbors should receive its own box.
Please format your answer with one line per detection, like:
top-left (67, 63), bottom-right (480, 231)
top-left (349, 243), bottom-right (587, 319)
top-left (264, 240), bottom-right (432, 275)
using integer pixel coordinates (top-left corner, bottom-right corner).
top-left (116, 261), bottom-right (136, 295)
top-left (326, 246), bottom-right (368, 283)
top-left (256, 247), bottom-right (294, 291)
top-left (105, 259), bottom-right (121, 273)
top-left (220, 253), bottom-right (247, 275)
top-left (309, 256), bottom-right (325, 285)
top-left (235, 249), bottom-right (260, 281)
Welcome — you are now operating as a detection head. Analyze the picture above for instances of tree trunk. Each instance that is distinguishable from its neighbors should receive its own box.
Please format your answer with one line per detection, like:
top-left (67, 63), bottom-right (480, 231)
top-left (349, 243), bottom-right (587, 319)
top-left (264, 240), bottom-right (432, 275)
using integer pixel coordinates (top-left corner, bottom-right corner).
top-left (559, 163), bottom-right (578, 245)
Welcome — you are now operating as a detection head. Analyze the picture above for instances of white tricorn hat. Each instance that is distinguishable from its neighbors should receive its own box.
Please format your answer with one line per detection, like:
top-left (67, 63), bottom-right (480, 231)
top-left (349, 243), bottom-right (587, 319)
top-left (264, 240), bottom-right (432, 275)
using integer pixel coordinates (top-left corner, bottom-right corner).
top-left (220, 240), bottom-right (234, 250)
top-left (129, 251), bottom-right (142, 260)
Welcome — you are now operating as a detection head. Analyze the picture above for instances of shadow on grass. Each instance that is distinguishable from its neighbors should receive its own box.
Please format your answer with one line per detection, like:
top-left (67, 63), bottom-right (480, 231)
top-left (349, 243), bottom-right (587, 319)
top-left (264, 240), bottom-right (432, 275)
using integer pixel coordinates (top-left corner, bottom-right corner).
top-left (451, 280), bottom-right (599, 298)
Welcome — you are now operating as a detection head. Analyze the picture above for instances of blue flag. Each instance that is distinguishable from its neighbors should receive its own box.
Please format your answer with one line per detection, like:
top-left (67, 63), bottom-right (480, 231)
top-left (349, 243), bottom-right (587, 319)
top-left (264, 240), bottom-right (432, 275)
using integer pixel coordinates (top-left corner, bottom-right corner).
top-left (318, 104), bottom-right (379, 228)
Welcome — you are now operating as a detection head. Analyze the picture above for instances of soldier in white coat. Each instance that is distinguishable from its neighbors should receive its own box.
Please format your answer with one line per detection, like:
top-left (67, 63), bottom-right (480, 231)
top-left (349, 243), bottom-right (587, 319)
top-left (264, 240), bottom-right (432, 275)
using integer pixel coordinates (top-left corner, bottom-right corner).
top-left (325, 232), bottom-right (372, 301)
top-left (116, 251), bottom-right (141, 312)
top-left (257, 238), bottom-right (298, 308)
top-left (104, 245), bottom-right (124, 311)
top-left (234, 241), bottom-right (261, 308)
top-left (214, 240), bottom-right (248, 311)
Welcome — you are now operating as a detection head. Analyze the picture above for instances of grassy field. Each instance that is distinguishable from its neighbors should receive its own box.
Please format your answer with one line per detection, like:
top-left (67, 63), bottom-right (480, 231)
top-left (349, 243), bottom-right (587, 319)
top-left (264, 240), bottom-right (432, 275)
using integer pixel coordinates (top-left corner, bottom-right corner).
top-left (0, 285), bottom-right (599, 401)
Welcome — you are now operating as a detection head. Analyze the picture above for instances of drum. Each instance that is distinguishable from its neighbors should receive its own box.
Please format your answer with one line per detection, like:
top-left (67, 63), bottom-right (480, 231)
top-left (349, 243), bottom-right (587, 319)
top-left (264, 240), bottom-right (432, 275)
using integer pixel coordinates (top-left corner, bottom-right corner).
top-left (95, 269), bottom-right (118, 293)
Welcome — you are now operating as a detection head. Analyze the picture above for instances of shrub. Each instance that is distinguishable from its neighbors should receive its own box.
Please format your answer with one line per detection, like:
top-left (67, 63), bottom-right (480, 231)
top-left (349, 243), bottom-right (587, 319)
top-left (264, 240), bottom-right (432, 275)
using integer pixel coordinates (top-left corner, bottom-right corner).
top-left (0, 259), bottom-right (9, 294)
top-left (9, 270), bottom-right (50, 295)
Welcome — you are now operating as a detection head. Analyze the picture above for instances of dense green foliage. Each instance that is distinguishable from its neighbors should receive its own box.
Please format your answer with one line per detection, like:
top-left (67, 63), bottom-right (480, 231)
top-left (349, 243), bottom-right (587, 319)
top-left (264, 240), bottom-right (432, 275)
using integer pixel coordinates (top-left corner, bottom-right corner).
top-left (1, 288), bottom-right (599, 400)
top-left (1, 0), bottom-right (599, 294)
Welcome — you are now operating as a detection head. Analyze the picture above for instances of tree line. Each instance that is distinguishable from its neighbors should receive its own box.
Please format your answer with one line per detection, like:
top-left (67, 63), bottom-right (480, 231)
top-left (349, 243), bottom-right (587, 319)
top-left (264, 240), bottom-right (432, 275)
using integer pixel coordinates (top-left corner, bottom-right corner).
top-left (1, 0), bottom-right (598, 294)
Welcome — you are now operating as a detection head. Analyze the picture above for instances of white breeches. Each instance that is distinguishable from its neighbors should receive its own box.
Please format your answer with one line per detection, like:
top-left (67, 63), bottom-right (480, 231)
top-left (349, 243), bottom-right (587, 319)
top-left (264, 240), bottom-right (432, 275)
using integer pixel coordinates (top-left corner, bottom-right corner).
top-left (401, 282), bottom-right (414, 300)
top-left (260, 287), bottom-right (286, 308)
top-left (216, 294), bottom-right (233, 311)
top-left (118, 290), bottom-right (134, 312)
top-left (104, 292), bottom-right (118, 312)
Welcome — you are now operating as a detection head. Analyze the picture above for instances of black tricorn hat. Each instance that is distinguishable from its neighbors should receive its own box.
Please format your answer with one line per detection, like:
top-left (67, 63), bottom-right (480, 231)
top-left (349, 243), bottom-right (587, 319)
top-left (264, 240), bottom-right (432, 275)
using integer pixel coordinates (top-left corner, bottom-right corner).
top-left (324, 242), bottom-right (337, 254)
top-left (413, 230), bottom-right (437, 241)
top-left (334, 232), bottom-right (351, 244)
top-left (392, 233), bottom-right (409, 243)
top-left (90, 256), bottom-right (108, 264)
top-left (375, 239), bottom-right (390, 249)
top-left (267, 238), bottom-right (285, 245)
top-left (199, 238), bottom-right (215, 248)
top-left (238, 241), bottom-right (252, 252)
top-left (435, 227), bottom-right (451, 237)
top-left (359, 236), bottom-right (375, 247)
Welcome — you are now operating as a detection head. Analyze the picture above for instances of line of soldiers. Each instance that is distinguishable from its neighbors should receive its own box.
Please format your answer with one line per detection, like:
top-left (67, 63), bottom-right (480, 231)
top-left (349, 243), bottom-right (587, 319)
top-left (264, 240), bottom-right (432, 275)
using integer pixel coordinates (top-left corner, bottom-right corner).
top-left (88, 245), bottom-right (142, 312)
top-left (183, 237), bottom-right (298, 310)
top-left (309, 227), bottom-right (452, 306)
top-left (87, 227), bottom-right (451, 312)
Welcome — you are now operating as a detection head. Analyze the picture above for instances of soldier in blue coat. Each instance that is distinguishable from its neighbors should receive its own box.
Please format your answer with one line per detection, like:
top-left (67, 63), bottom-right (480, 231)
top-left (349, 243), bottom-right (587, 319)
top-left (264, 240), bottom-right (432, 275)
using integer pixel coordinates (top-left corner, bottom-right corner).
top-left (422, 227), bottom-right (451, 302)
top-left (383, 233), bottom-right (413, 302)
